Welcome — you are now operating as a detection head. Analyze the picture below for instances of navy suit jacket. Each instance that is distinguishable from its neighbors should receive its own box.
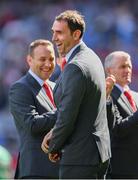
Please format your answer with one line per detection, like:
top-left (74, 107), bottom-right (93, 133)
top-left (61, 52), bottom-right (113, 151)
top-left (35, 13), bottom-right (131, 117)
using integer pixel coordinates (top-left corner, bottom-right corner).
top-left (49, 42), bottom-right (111, 165)
top-left (107, 85), bottom-right (138, 175)
top-left (9, 72), bottom-right (59, 178)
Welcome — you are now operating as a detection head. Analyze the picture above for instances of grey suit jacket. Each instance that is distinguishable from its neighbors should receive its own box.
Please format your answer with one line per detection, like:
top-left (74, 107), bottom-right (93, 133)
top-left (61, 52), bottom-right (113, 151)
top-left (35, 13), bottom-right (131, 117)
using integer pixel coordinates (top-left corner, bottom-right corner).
top-left (9, 72), bottom-right (59, 178)
top-left (108, 85), bottom-right (138, 175)
top-left (49, 42), bottom-right (111, 165)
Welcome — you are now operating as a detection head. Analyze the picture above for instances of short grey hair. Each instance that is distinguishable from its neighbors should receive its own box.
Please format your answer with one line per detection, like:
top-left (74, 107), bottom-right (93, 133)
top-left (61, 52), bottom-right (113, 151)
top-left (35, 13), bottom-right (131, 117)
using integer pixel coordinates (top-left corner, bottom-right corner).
top-left (104, 51), bottom-right (131, 69)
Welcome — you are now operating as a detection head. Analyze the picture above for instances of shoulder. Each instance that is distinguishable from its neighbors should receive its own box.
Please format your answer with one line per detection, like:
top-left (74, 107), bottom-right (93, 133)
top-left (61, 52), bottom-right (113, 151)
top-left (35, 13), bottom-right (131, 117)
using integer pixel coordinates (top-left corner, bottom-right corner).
top-left (9, 74), bottom-right (31, 96)
top-left (131, 90), bottom-right (138, 102)
top-left (70, 45), bottom-right (102, 73)
top-left (131, 90), bottom-right (138, 96)
top-left (111, 86), bottom-right (122, 98)
top-left (10, 75), bottom-right (27, 89)
top-left (76, 45), bottom-right (100, 62)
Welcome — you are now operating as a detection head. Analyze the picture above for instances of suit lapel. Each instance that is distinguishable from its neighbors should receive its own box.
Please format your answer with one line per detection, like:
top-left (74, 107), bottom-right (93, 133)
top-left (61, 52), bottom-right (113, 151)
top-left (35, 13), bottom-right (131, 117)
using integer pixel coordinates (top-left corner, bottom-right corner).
top-left (36, 88), bottom-right (55, 111)
top-left (131, 91), bottom-right (138, 110)
top-left (68, 42), bottom-right (86, 63)
top-left (26, 72), bottom-right (55, 111)
top-left (112, 86), bottom-right (133, 114)
top-left (119, 93), bottom-right (134, 113)
top-left (54, 43), bottom-right (87, 98)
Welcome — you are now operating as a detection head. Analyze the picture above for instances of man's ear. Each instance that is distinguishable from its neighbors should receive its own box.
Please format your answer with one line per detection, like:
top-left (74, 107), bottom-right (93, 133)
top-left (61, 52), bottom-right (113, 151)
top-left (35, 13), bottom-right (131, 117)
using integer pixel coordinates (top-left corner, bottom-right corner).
top-left (106, 67), bottom-right (112, 76)
top-left (26, 55), bottom-right (32, 66)
top-left (73, 30), bottom-right (81, 40)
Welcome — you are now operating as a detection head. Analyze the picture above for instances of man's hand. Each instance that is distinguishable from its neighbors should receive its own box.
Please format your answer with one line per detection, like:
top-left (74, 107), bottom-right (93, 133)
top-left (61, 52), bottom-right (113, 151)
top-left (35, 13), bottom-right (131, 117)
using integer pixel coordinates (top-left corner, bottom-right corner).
top-left (41, 129), bottom-right (53, 153)
top-left (41, 128), bottom-right (61, 163)
top-left (49, 153), bottom-right (61, 163)
top-left (106, 75), bottom-right (116, 98)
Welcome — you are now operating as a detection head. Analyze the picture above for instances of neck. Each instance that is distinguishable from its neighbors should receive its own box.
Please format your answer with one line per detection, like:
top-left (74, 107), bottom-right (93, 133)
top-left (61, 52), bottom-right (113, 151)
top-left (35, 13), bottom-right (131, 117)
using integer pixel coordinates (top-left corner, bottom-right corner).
top-left (115, 83), bottom-right (129, 91)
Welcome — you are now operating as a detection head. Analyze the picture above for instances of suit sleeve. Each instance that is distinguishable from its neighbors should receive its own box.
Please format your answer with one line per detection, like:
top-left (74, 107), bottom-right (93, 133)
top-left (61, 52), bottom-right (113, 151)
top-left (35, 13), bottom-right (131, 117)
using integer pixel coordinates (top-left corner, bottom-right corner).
top-left (49, 64), bottom-right (86, 153)
top-left (106, 98), bottom-right (116, 132)
top-left (9, 82), bottom-right (56, 135)
top-left (107, 100), bottom-right (138, 137)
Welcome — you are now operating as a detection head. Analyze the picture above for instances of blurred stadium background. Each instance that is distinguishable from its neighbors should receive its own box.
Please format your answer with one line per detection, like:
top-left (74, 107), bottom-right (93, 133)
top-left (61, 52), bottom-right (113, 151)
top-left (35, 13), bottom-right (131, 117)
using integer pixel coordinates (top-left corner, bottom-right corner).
top-left (0, 0), bottom-right (138, 177)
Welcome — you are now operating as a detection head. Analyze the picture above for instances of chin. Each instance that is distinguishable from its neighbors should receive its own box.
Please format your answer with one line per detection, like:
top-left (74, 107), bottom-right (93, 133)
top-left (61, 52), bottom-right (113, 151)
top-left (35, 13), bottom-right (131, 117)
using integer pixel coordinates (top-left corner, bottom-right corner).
top-left (42, 75), bottom-right (49, 80)
top-left (126, 80), bottom-right (131, 85)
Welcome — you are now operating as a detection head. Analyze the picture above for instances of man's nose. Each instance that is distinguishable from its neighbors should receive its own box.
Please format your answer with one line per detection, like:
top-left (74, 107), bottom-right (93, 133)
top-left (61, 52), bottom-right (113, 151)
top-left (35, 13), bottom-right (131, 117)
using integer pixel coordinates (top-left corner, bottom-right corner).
top-left (52, 33), bottom-right (57, 42)
top-left (125, 66), bottom-right (131, 72)
top-left (45, 61), bottom-right (51, 68)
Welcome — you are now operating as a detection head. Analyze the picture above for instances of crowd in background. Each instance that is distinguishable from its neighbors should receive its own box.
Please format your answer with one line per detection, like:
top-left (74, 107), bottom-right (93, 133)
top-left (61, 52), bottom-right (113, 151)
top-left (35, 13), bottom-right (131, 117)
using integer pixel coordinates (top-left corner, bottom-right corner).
top-left (0, 0), bottom-right (138, 177)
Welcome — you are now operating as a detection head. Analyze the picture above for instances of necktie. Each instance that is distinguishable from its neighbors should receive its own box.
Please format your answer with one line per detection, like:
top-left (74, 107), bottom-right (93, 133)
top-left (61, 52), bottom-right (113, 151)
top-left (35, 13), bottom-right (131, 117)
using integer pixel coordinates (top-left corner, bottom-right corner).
top-left (124, 90), bottom-right (137, 112)
top-left (61, 58), bottom-right (66, 71)
top-left (43, 82), bottom-right (56, 107)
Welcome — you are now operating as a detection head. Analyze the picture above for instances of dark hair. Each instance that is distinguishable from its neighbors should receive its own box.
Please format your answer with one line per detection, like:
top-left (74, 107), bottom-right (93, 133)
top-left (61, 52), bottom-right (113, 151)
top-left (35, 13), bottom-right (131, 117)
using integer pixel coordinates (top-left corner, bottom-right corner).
top-left (55, 10), bottom-right (85, 39)
top-left (28, 39), bottom-right (53, 57)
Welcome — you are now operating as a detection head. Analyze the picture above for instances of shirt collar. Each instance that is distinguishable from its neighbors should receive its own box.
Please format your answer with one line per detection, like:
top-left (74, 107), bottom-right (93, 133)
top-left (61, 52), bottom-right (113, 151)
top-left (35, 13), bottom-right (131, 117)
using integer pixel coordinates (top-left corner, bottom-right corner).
top-left (29, 69), bottom-right (44, 86)
top-left (65, 40), bottom-right (83, 62)
top-left (115, 83), bottom-right (130, 93)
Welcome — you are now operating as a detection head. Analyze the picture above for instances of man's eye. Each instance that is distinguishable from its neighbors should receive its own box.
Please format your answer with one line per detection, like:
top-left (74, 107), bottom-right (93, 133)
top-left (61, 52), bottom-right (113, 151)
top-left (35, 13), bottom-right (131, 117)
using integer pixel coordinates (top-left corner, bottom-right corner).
top-left (40, 58), bottom-right (45, 62)
top-left (50, 58), bottom-right (54, 62)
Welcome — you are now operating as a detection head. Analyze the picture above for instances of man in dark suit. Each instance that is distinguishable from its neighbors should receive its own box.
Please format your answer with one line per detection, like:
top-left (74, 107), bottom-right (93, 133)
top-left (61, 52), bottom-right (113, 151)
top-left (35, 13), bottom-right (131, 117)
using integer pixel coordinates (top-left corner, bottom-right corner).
top-left (9, 39), bottom-right (59, 179)
top-left (105, 51), bottom-right (138, 179)
top-left (41, 10), bottom-right (111, 179)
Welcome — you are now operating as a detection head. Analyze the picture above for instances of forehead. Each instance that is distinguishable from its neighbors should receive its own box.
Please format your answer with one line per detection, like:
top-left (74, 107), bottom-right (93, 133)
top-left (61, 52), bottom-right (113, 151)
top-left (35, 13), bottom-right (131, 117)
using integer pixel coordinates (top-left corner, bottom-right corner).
top-left (33, 45), bottom-right (54, 55)
top-left (112, 55), bottom-right (132, 67)
top-left (52, 20), bottom-right (69, 31)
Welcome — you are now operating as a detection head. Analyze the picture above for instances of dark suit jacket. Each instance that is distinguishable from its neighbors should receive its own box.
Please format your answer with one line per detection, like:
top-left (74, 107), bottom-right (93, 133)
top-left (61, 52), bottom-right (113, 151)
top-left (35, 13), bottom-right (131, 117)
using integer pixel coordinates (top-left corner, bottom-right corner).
top-left (107, 85), bottom-right (138, 175)
top-left (9, 72), bottom-right (59, 178)
top-left (49, 42), bottom-right (111, 166)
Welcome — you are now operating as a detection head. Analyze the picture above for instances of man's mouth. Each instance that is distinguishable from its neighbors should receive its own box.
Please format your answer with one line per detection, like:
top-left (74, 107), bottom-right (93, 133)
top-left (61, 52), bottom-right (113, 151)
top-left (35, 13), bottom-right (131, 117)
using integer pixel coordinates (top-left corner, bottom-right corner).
top-left (56, 43), bottom-right (62, 48)
top-left (42, 69), bottom-right (50, 73)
